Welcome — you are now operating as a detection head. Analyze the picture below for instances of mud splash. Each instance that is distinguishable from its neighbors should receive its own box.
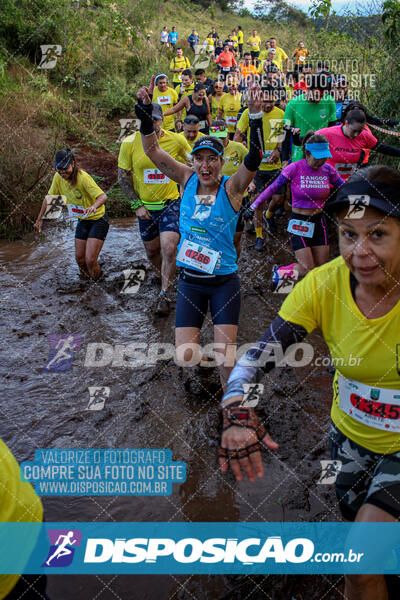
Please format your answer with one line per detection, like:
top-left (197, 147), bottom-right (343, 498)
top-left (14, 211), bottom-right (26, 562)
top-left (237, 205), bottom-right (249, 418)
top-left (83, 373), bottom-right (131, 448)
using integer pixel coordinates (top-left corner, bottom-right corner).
top-left (0, 213), bottom-right (392, 599)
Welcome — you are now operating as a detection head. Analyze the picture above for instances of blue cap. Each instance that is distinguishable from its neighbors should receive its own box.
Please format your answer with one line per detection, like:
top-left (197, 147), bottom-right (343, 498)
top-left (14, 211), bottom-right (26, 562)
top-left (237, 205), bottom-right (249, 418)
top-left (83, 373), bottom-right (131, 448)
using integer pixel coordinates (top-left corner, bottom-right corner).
top-left (305, 142), bottom-right (332, 159)
top-left (191, 136), bottom-right (224, 156)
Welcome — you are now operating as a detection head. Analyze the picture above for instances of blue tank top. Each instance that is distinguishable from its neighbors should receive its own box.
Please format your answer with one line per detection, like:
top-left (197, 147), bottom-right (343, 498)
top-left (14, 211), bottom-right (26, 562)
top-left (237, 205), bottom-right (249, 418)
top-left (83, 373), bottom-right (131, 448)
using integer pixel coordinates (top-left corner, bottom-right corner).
top-left (177, 173), bottom-right (238, 275)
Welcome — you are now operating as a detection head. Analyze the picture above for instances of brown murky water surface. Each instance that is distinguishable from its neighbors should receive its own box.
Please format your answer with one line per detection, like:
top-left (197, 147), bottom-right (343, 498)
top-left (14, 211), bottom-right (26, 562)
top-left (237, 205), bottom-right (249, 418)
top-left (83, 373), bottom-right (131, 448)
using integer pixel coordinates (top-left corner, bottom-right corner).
top-left (0, 212), bottom-right (363, 599)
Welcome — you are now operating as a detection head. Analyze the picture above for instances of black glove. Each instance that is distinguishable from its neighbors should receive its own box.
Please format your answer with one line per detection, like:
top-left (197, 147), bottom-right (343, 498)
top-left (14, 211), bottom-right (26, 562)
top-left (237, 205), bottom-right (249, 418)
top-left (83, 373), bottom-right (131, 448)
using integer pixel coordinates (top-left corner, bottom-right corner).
top-left (134, 101), bottom-right (154, 135)
top-left (243, 206), bottom-right (254, 221)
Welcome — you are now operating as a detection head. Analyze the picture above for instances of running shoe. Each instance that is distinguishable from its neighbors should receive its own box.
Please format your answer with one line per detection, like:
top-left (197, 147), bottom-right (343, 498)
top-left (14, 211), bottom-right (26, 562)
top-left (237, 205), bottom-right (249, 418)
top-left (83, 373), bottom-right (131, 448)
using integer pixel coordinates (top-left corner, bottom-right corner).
top-left (254, 237), bottom-right (264, 251)
top-left (155, 291), bottom-right (171, 316)
top-left (263, 211), bottom-right (277, 234)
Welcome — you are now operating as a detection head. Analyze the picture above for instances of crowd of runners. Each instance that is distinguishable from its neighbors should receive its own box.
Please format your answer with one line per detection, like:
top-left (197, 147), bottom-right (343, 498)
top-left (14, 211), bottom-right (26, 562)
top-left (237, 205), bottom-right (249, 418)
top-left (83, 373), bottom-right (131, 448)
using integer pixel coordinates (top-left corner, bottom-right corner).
top-left (24, 24), bottom-right (400, 600)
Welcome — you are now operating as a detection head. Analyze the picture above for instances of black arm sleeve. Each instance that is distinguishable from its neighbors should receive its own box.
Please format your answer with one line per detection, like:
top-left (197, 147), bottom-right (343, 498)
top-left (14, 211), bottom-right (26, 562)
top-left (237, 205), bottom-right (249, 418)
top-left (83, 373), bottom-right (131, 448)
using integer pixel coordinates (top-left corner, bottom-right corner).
top-left (222, 315), bottom-right (308, 403)
top-left (367, 114), bottom-right (399, 128)
top-left (281, 126), bottom-right (292, 162)
top-left (243, 116), bottom-right (264, 172)
top-left (134, 101), bottom-right (154, 136)
top-left (371, 142), bottom-right (400, 157)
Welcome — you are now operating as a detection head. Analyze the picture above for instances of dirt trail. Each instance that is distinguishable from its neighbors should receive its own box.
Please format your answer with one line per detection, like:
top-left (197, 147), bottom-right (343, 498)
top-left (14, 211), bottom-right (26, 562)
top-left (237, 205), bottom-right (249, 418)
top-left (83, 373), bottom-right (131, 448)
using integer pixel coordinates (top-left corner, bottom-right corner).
top-left (0, 150), bottom-right (372, 599)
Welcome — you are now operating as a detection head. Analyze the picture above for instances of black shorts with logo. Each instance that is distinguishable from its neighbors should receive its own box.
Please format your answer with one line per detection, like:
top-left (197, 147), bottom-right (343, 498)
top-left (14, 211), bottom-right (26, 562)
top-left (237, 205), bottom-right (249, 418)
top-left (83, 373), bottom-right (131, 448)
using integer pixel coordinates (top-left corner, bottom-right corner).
top-left (288, 211), bottom-right (328, 251)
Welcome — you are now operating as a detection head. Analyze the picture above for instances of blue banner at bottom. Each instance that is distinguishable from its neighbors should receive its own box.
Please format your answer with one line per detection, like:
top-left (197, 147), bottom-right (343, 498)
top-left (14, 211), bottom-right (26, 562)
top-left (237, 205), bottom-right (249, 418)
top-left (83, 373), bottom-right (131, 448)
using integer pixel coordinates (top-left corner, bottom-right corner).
top-left (1, 522), bottom-right (399, 574)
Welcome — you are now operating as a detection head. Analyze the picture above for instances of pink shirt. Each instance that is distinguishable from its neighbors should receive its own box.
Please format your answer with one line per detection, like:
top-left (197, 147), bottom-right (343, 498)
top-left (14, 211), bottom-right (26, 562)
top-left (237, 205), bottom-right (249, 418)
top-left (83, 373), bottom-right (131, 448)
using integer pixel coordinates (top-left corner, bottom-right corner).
top-left (317, 125), bottom-right (377, 181)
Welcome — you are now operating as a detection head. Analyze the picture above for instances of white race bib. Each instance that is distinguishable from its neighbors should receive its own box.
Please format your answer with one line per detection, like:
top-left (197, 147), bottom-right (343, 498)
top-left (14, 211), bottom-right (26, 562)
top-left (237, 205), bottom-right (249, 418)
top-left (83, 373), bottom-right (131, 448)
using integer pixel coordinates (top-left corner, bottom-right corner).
top-left (300, 55), bottom-right (306, 62)
top-left (178, 74), bottom-right (182, 81)
top-left (157, 95), bottom-right (171, 105)
top-left (226, 115), bottom-right (237, 126)
top-left (177, 239), bottom-right (220, 274)
top-left (252, 42), bottom-right (258, 47)
top-left (143, 169), bottom-right (170, 184)
top-left (338, 375), bottom-right (400, 432)
top-left (68, 204), bottom-right (87, 218)
top-left (222, 67), bottom-right (231, 72)
top-left (335, 163), bottom-right (357, 177)
top-left (198, 120), bottom-right (206, 129)
top-left (287, 219), bottom-right (315, 238)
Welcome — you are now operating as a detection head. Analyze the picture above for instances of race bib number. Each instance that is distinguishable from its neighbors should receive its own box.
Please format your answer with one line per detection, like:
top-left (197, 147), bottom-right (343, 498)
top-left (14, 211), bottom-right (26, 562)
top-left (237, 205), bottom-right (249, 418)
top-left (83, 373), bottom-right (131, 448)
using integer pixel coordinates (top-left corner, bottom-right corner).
top-left (226, 115), bottom-right (237, 126)
top-left (252, 43), bottom-right (258, 47)
top-left (338, 375), bottom-right (400, 432)
top-left (157, 95), bottom-right (171, 105)
top-left (178, 74), bottom-right (182, 81)
top-left (335, 163), bottom-right (357, 178)
top-left (198, 120), bottom-right (206, 129)
top-left (177, 239), bottom-right (220, 274)
top-left (68, 204), bottom-right (87, 218)
top-left (143, 169), bottom-right (170, 184)
top-left (300, 55), bottom-right (306, 62)
top-left (287, 219), bottom-right (315, 238)
top-left (222, 67), bottom-right (231, 72)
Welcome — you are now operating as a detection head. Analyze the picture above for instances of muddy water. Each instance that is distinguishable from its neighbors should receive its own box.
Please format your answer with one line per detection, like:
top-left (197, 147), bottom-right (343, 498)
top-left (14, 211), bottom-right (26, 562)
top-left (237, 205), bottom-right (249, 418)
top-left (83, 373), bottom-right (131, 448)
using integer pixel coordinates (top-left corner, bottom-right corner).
top-left (0, 217), bottom-right (345, 599)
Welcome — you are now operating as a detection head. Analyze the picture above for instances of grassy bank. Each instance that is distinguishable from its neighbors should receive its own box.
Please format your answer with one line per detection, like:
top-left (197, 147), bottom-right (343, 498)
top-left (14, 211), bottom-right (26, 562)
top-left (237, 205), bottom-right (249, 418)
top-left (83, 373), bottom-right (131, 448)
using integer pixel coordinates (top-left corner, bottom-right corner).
top-left (0, 0), bottom-right (395, 238)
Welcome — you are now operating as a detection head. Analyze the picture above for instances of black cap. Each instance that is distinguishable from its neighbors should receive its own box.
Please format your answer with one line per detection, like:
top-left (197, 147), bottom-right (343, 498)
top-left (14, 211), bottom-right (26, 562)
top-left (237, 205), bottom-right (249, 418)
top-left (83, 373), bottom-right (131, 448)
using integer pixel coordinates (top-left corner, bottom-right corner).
top-left (54, 148), bottom-right (74, 169)
top-left (191, 136), bottom-right (224, 156)
top-left (326, 180), bottom-right (400, 218)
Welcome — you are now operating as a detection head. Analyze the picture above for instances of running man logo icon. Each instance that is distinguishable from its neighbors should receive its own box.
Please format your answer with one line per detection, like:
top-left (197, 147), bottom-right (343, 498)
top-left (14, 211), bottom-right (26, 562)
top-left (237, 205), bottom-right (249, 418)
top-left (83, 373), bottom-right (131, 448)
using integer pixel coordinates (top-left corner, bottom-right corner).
top-left (345, 195), bottom-right (370, 219)
top-left (192, 195), bottom-right (216, 221)
top-left (43, 334), bottom-right (82, 373)
top-left (317, 460), bottom-right (342, 485)
top-left (193, 48), bottom-right (211, 70)
top-left (38, 45), bottom-right (62, 70)
top-left (118, 118), bottom-right (140, 142)
top-left (43, 195), bottom-right (66, 220)
top-left (87, 386), bottom-right (110, 411)
top-left (120, 269), bottom-right (146, 294)
top-left (265, 119), bottom-right (285, 144)
top-left (42, 529), bottom-right (82, 567)
top-left (273, 271), bottom-right (298, 294)
top-left (242, 383), bottom-right (264, 407)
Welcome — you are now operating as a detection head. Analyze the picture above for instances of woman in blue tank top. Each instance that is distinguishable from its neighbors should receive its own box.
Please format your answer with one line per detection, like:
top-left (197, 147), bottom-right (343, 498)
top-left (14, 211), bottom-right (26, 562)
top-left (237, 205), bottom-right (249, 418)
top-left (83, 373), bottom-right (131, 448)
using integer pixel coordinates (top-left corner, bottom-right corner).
top-left (135, 78), bottom-right (266, 391)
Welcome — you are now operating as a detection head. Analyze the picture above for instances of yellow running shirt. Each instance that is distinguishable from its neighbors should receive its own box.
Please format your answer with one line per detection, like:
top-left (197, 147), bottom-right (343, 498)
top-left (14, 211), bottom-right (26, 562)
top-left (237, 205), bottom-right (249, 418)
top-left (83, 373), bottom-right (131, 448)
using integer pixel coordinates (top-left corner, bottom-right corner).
top-left (169, 56), bottom-right (191, 84)
top-left (221, 140), bottom-right (248, 176)
top-left (118, 131), bottom-right (191, 209)
top-left (178, 82), bottom-right (195, 99)
top-left (237, 30), bottom-right (244, 44)
top-left (231, 34), bottom-right (239, 48)
top-left (210, 95), bottom-right (222, 120)
top-left (247, 35), bottom-right (261, 51)
top-left (152, 86), bottom-right (178, 131)
top-left (279, 256), bottom-right (400, 454)
top-left (218, 92), bottom-right (242, 133)
top-left (0, 438), bottom-right (43, 598)
top-left (177, 130), bottom-right (204, 151)
top-left (204, 37), bottom-right (214, 52)
top-left (237, 107), bottom-right (284, 171)
top-left (48, 170), bottom-right (105, 220)
top-left (273, 46), bottom-right (288, 71)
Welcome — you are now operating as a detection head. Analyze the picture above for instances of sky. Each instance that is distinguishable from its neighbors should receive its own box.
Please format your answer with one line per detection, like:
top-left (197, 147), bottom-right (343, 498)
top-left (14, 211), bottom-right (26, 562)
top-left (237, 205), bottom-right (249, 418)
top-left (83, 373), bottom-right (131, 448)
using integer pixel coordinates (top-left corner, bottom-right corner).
top-left (243, 0), bottom-right (382, 16)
